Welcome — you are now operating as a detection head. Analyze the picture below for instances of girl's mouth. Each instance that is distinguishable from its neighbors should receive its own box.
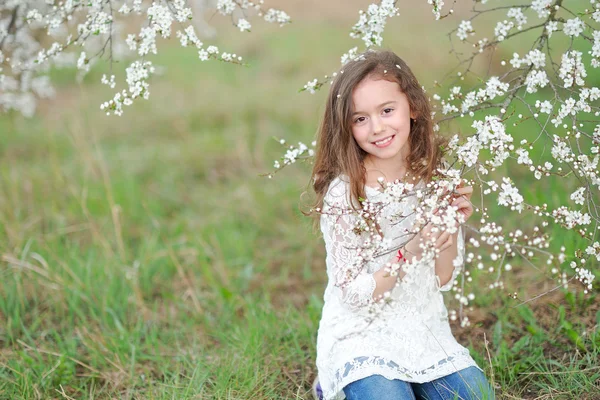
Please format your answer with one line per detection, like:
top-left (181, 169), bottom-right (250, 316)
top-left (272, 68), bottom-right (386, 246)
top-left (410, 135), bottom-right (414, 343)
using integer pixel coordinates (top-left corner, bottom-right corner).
top-left (373, 135), bottom-right (395, 148)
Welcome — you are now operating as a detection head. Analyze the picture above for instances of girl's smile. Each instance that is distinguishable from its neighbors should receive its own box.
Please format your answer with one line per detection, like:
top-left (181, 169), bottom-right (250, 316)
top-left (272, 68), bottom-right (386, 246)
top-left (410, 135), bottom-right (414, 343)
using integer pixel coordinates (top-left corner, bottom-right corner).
top-left (372, 134), bottom-right (396, 147)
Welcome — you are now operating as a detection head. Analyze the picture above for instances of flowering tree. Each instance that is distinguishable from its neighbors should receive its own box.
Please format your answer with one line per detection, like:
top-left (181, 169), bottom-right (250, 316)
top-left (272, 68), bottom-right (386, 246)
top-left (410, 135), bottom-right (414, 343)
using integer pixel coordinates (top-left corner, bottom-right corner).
top-left (0, 0), bottom-right (290, 117)
top-left (1, 0), bottom-right (598, 326)
top-left (270, 0), bottom-right (599, 326)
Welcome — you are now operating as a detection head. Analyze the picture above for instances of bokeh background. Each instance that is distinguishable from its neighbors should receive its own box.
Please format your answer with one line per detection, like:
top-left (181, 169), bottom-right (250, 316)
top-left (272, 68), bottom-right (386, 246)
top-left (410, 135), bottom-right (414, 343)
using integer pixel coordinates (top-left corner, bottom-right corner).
top-left (1, 1), bottom-right (599, 399)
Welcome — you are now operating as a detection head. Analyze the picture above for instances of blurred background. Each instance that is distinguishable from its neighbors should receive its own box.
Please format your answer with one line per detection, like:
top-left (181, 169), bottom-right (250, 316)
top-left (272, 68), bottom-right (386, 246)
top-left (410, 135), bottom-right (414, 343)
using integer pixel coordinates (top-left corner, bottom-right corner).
top-left (1, 1), bottom-right (598, 398)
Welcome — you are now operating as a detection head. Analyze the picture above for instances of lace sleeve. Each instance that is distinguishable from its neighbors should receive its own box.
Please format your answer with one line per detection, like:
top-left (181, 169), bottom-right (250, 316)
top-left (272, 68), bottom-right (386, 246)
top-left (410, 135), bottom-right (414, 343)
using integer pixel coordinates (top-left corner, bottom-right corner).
top-left (320, 178), bottom-right (376, 310)
top-left (438, 224), bottom-right (465, 292)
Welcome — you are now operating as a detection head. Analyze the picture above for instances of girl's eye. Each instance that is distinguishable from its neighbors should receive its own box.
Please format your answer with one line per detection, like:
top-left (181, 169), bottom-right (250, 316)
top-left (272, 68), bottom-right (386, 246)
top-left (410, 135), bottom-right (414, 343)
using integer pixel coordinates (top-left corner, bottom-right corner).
top-left (354, 116), bottom-right (366, 124)
top-left (383, 108), bottom-right (394, 114)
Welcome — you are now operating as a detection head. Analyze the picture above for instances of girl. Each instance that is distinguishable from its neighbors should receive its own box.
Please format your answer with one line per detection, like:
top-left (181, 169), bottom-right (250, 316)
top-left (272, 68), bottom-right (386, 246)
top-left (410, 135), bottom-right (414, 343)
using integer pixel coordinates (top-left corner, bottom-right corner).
top-left (309, 50), bottom-right (495, 400)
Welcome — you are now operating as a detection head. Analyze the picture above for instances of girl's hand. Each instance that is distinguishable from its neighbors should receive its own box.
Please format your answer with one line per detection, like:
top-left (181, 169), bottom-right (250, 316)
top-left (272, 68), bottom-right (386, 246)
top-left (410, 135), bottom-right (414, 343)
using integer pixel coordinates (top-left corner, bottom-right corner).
top-left (403, 182), bottom-right (474, 261)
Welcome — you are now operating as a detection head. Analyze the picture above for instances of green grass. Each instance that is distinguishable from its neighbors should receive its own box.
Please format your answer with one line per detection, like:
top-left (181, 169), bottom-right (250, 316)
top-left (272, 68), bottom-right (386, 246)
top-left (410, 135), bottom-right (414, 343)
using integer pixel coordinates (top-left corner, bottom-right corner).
top-left (1, 7), bottom-right (599, 400)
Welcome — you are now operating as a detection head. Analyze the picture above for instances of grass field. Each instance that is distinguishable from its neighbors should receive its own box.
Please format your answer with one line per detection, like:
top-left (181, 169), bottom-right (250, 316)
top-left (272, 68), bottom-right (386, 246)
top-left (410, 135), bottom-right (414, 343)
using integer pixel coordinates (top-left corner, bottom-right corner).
top-left (1, 2), bottom-right (599, 399)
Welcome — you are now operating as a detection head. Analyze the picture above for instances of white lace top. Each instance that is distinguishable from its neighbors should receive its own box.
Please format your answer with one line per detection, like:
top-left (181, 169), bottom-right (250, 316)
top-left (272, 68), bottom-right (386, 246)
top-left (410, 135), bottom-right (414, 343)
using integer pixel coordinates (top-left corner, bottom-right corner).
top-left (315, 176), bottom-right (480, 400)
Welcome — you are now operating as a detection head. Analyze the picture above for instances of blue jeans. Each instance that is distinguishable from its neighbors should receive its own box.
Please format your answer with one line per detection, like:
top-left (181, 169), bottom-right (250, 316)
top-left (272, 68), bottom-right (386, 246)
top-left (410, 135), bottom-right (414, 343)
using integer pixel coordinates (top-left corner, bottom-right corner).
top-left (343, 366), bottom-right (495, 400)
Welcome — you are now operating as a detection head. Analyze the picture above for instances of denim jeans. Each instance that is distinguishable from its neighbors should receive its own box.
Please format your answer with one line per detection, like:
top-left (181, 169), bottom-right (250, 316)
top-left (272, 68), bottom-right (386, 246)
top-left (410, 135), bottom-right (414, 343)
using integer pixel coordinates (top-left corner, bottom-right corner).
top-left (342, 366), bottom-right (495, 400)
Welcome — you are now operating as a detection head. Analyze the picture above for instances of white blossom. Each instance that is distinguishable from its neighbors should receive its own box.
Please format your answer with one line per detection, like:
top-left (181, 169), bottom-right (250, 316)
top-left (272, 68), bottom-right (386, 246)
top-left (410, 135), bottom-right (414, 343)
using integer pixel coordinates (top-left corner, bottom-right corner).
top-left (570, 187), bottom-right (586, 205)
top-left (304, 78), bottom-right (318, 94)
top-left (535, 100), bottom-right (553, 114)
top-left (531, 0), bottom-right (552, 19)
top-left (563, 18), bottom-right (584, 37)
top-left (237, 18), bottom-right (251, 32)
top-left (546, 20), bottom-right (558, 37)
top-left (457, 20), bottom-right (474, 41)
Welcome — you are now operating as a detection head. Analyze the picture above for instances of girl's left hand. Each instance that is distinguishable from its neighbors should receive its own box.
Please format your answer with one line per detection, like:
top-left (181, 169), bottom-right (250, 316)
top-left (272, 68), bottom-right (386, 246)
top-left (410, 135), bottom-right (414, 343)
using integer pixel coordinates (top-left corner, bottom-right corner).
top-left (421, 182), bottom-right (474, 254)
top-left (450, 183), bottom-right (474, 226)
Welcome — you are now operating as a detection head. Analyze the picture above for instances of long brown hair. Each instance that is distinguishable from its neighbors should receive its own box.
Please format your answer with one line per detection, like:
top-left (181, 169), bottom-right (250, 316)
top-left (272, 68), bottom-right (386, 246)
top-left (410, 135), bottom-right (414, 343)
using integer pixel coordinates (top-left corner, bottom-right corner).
top-left (308, 49), bottom-right (448, 219)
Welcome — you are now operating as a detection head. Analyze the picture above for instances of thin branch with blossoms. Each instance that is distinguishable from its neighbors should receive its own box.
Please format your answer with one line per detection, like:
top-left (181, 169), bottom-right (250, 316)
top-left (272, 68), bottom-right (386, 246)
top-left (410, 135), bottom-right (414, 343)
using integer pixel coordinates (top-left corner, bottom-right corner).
top-left (0, 0), bottom-right (290, 117)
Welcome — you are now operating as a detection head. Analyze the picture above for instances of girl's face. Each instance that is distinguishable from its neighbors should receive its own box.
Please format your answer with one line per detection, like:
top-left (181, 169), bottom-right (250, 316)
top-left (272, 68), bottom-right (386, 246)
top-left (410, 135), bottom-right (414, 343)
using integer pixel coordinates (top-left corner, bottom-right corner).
top-left (350, 75), bottom-right (414, 168)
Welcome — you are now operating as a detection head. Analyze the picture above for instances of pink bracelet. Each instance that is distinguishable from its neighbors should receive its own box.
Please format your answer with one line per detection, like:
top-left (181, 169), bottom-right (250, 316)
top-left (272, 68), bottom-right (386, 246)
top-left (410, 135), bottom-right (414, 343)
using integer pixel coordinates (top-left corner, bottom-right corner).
top-left (396, 249), bottom-right (407, 263)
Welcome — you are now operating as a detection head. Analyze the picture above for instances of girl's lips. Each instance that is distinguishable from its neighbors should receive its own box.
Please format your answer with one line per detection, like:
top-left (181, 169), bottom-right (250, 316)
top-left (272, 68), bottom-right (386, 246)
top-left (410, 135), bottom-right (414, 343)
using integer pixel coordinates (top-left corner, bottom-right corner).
top-left (373, 134), bottom-right (395, 148)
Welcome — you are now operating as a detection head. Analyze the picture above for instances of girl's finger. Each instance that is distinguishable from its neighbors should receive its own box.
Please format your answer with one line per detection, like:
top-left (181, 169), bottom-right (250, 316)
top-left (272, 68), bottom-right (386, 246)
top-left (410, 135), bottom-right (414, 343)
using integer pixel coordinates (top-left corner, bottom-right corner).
top-left (435, 230), bottom-right (451, 249)
top-left (454, 186), bottom-right (473, 195)
top-left (439, 235), bottom-right (453, 252)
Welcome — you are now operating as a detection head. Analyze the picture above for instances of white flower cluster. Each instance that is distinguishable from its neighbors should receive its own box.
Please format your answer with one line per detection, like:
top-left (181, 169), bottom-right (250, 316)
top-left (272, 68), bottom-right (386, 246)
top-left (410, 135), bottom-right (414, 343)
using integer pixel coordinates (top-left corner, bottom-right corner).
top-left (510, 49), bottom-right (549, 93)
top-left (454, 116), bottom-right (513, 172)
top-left (456, 136), bottom-right (483, 168)
top-left (591, 30), bottom-right (600, 68)
top-left (456, 20), bottom-right (474, 41)
top-left (531, 0), bottom-right (552, 19)
top-left (101, 74), bottom-right (116, 89)
top-left (525, 69), bottom-right (549, 93)
top-left (497, 177), bottom-right (524, 213)
top-left (559, 51), bottom-right (586, 87)
top-left (569, 187), bottom-right (586, 205)
top-left (216, 0), bottom-right (289, 27)
top-left (529, 161), bottom-right (554, 180)
top-left (350, 0), bottom-right (399, 47)
top-left (263, 9), bottom-right (291, 26)
top-left (270, 139), bottom-right (316, 176)
top-left (515, 148), bottom-right (533, 166)
top-left (549, 86), bottom-right (600, 132)
top-left (427, 0), bottom-right (445, 20)
top-left (585, 242), bottom-right (600, 262)
top-left (494, 20), bottom-right (513, 42)
top-left (551, 98), bottom-right (576, 127)
top-left (551, 206), bottom-right (592, 229)
top-left (563, 18), bottom-right (584, 37)
top-left (507, 8), bottom-right (527, 30)
top-left (303, 79), bottom-right (319, 94)
top-left (237, 18), bottom-right (252, 32)
top-left (493, 7), bottom-right (527, 41)
top-left (574, 266), bottom-right (595, 293)
top-left (551, 135), bottom-right (575, 163)
top-left (475, 116), bottom-right (514, 168)
top-left (535, 99), bottom-right (553, 114)
top-left (100, 60), bottom-right (155, 116)
top-left (440, 77), bottom-right (509, 116)
top-left (341, 47), bottom-right (360, 65)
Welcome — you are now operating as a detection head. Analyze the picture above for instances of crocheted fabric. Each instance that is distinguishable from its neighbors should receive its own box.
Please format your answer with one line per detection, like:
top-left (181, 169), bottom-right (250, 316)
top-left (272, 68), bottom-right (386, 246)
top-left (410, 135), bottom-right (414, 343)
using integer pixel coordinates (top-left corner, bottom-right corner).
top-left (315, 176), bottom-right (479, 400)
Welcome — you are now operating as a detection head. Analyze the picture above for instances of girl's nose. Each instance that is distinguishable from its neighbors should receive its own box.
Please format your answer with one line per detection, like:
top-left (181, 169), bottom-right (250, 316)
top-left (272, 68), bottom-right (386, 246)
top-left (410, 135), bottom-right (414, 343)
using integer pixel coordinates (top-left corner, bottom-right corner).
top-left (372, 117), bottom-right (385, 134)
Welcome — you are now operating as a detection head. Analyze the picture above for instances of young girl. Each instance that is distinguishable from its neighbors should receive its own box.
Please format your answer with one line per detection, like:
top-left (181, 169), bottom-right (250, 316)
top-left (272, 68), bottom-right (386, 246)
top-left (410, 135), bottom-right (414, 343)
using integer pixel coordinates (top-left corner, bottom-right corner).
top-left (310, 50), bottom-right (495, 400)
